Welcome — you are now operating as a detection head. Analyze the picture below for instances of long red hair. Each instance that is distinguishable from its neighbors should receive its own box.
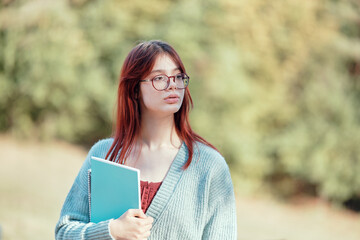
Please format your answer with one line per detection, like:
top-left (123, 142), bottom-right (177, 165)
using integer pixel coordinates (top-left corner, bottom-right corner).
top-left (105, 40), bottom-right (217, 169)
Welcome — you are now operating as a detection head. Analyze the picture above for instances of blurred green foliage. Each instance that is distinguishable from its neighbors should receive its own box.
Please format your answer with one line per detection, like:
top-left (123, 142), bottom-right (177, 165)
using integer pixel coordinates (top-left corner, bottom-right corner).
top-left (1, 0), bottom-right (359, 204)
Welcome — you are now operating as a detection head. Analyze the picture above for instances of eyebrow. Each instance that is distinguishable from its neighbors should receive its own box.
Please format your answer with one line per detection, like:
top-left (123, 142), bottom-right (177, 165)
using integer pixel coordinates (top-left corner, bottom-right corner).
top-left (150, 67), bottom-right (180, 74)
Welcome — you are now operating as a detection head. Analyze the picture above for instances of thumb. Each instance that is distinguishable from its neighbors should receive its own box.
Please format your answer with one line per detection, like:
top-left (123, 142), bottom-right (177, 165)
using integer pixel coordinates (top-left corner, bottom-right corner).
top-left (130, 209), bottom-right (147, 219)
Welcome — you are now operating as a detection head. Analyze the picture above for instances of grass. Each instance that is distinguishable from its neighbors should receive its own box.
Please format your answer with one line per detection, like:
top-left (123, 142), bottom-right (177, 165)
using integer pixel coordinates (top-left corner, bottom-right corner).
top-left (0, 135), bottom-right (359, 240)
top-left (0, 135), bottom-right (85, 240)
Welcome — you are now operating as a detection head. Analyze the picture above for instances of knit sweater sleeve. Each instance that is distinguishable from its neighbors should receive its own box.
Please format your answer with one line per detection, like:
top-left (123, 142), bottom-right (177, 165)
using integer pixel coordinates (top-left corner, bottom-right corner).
top-left (202, 157), bottom-right (237, 240)
top-left (55, 140), bottom-right (114, 240)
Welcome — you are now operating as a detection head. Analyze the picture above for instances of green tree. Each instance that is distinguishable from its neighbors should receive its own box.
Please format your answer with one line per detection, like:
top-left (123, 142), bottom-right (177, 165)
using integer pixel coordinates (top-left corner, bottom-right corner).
top-left (1, 0), bottom-right (359, 204)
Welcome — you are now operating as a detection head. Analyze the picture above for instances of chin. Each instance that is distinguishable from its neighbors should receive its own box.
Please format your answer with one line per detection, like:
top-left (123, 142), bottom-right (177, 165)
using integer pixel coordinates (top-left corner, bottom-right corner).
top-left (142, 101), bottom-right (183, 116)
top-left (165, 107), bottom-right (182, 114)
top-left (159, 104), bottom-right (182, 115)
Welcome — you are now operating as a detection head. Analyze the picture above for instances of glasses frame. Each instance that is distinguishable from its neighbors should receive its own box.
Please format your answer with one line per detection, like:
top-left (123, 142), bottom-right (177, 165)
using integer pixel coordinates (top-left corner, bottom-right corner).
top-left (140, 73), bottom-right (190, 91)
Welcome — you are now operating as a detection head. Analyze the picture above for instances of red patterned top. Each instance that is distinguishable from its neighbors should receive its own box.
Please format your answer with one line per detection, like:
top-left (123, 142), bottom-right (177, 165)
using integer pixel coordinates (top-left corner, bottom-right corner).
top-left (140, 180), bottom-right (162, 213)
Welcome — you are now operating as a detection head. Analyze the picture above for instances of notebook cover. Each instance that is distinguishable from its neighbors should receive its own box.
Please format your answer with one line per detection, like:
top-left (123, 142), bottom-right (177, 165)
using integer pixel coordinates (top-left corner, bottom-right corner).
top-left (90, 156), bottom-right (140, 223)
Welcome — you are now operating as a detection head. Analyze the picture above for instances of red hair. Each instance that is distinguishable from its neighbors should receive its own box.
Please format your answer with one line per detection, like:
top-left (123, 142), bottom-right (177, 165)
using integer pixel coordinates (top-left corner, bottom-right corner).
top-left (106, 40), bottom-right (217, 169)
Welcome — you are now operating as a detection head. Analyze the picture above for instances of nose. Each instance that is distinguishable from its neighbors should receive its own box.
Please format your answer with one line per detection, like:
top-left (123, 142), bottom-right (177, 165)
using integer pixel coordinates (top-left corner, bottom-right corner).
top-left (167, 76), bottom-right (177, 90)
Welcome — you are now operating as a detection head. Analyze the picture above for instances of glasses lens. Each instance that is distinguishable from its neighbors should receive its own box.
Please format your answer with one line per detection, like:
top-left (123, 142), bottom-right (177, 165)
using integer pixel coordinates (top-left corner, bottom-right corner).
top-left (152, 75), bottom-right (168, 90)
top-left (176, 73), bottom-right (189, 89)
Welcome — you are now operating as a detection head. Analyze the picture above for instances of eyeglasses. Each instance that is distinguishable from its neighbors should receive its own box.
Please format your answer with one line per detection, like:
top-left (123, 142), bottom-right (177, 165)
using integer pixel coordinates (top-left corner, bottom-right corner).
top-left (140, 73), bottom-right (190, 91)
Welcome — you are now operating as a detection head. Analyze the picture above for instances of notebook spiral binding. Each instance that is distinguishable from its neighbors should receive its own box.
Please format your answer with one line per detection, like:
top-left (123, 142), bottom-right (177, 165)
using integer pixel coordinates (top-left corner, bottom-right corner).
top-left (87, 169), bottom-right (92, 221)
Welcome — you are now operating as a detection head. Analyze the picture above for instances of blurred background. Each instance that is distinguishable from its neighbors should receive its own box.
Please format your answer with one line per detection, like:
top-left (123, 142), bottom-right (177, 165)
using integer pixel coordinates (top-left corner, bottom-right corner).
top-left (0, 0), bottom-right (360, 239)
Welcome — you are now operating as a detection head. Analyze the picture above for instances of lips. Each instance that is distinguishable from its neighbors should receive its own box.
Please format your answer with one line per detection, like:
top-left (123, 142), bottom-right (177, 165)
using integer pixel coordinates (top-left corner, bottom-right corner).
top-left (164, 94), bottom-right (180, 100)
top-left (164, 94), bottom-right (180, 104)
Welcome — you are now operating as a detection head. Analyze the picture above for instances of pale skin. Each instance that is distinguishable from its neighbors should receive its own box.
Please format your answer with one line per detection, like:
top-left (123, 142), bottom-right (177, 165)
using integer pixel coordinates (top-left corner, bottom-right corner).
top-left (109, 54), bottom-right (185, 240)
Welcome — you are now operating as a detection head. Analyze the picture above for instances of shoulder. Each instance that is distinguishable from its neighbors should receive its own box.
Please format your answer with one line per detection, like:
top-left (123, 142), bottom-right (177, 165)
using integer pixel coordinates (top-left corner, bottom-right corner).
top-left (193, 141), bottom-right (227, 167)
top-left (190, 142), bottom-right (235, 199)
top-left (189, 142), bottom-right (230, 175)
top-left (70, 138), bottom-right (115, 193)
top-left (88, 138), bottom-right (114, 159)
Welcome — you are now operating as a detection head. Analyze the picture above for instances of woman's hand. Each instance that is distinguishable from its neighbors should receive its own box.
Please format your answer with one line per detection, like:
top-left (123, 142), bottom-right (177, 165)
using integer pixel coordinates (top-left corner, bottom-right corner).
top-left (109, 209), bottom-right (154, 240)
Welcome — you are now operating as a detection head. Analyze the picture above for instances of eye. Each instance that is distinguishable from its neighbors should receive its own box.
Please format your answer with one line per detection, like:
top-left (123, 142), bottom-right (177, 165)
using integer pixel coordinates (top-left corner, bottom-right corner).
top-left (175, 73), bottom-right (184, 80)
top-left (153, 75), bottom-right (167, 81)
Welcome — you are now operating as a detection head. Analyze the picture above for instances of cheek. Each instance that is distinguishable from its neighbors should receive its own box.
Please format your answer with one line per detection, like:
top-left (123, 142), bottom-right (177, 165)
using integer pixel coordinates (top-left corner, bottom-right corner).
top-left (140, 87), bottom-right (160, 106)
top-left (181, 90), bottom-right (185, 98)
top-left (180, 90), bottom-right (186, 102)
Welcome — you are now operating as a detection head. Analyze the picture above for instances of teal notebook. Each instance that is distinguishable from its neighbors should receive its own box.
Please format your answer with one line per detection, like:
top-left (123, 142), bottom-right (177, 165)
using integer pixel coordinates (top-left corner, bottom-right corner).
top-left (89, 156), bottom-right (141, 223)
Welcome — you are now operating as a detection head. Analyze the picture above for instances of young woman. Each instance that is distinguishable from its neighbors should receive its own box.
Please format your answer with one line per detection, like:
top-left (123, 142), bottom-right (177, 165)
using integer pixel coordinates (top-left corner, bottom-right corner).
top-left (55, 40), bottom-right (237, 240)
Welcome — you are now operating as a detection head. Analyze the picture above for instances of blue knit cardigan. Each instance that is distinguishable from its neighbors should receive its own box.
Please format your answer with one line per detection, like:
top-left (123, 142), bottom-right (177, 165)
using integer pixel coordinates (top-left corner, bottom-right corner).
top-left (55, 138), bottom-right (237, 239)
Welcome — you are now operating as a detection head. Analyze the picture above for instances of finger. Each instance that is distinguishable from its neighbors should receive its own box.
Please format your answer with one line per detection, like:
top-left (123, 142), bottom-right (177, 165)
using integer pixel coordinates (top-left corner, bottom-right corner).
top-left (144, 216), bottom-right (154, 225)
top-left (143, 223), bottom-right (152, 232)
top-left (136, 217), bottom-right (153, 228)
top-left (128, 209), bottom-right (147, 219)
top-left (144, 230), bottom-right (151, 237)
top-left (134, 217), bottom-right (152, 227)
top-left (134, 209), bottom-right (147, 219)
top-left (139, 230), bottom-right (151, 239)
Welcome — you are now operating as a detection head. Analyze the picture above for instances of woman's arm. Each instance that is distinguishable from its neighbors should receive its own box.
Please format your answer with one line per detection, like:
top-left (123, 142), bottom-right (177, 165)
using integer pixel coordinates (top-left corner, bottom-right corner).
top-left (55, 146), bottom-right (114, 240)
top-left (202, 158), bottom-right (237, 240)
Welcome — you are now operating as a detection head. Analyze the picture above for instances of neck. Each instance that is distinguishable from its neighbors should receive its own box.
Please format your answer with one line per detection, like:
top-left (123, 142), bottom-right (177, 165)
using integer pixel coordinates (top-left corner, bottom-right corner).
top-left (139, 112), bottom-right (181, 150)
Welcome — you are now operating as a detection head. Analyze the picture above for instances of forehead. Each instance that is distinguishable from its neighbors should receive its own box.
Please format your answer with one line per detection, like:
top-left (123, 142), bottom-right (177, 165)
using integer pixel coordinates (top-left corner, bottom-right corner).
top-left (151, 54), bottom-right (179, 71)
